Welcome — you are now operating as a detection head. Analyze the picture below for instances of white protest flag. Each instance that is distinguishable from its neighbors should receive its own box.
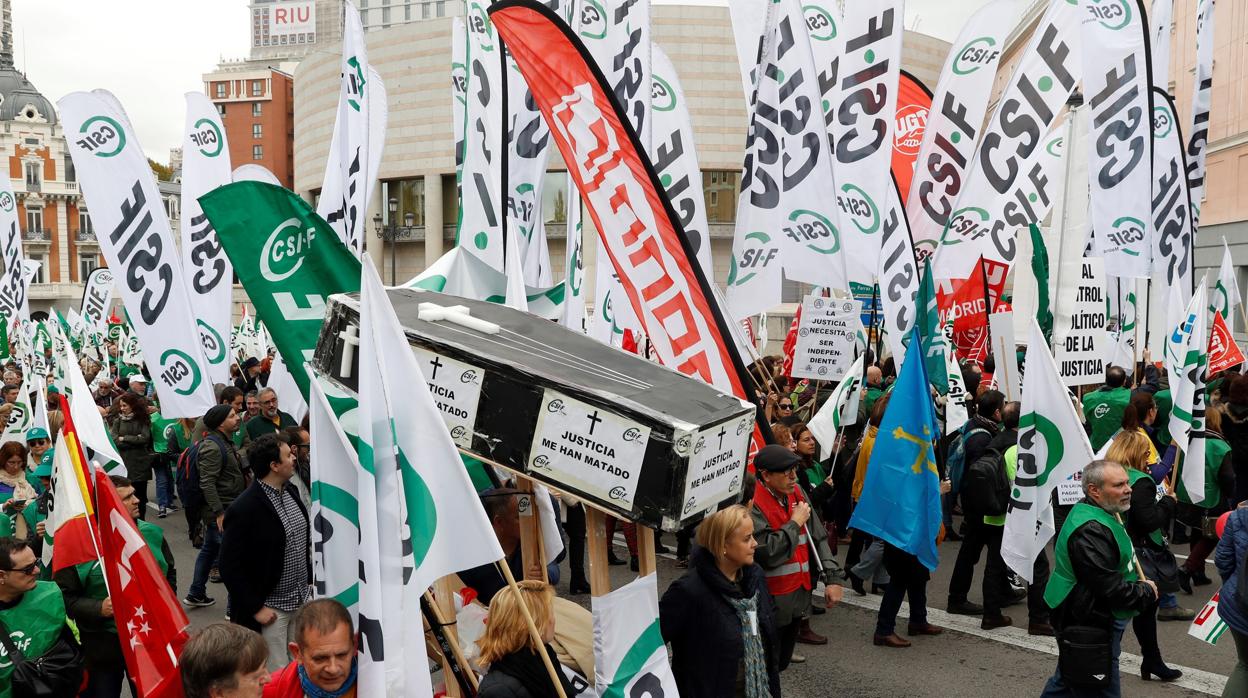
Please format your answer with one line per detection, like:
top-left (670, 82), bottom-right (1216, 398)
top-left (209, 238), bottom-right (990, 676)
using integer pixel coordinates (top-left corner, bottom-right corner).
top-left (0, 376), bottom-right (33, 443)
top-left (531, 483), bottom-right (564, 566)
top-left (0, 173), bottom-right (29, 325)
top-left (269, 353), bottom-right (308, 425)
top-left (878, 182), bottom-right (920, 366)
top-left (460, 2), bottom-right (505, 270)
top-left (590, 258), bottom-right (634, 347)
top-left (808, 354), bottom-right (864, 461)
top-left (1151, 0), bottom-right (1174, 90)
top-left (728, 0), bottom-right (847, 319)
top-left (308, 376), bottom-right (364, 618)
top-left (943, 321), bottom-right (969, 435)
top-left (592, 573), bottom-right (679, 696)
top-left (59, 90), bottom-right (216, 418)
top-left (651, 44), bottom-right (712, 279)
top-left (1002, 319), bottom-right (1096, 582)
top-left (179, 92), bottom-right (234, 386)
top-left (1148, 88), bottom-right (1195, 356)
top-left (934, 0), bottom-right (1082, 279)
top-left (504, 221), bottom-right (529, 312)
top-left (317, 0), bottom-right (386, 256)
top-left (358, 257), bottom-right (504, 693)
top-left (579, 0), bottom-right (653, 152)
top-left (504, 16), bottom-right (553, 287)
top-left (60, 331), bottom-right (123, 475)
top-left (452, 16), bottom-right (467, 184)
top-left (825, 0), bottom-right (902, 289)
top-left (1167, 283), bottom-right (1208, 504)
top-left (1081, 0), bottom-right (1152, 277)
top-left (1212, 238), bottom-right (1241, 333)
top-left (1187, 0), bottom-right (1215, 226)
top-left (906, 0), bottom-right (1017, 263)
top-left (406, 246), bottom-right (568, 320)
top-left (231, 164), bottom-right (281, 186)
top-left (31, 375), bottom-right (48, 435)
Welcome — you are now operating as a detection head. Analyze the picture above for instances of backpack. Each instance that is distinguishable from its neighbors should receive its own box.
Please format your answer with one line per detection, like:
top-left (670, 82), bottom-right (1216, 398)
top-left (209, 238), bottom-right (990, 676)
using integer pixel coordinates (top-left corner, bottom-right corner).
top-left (946, 423), bottom-right (989, 493)
top-left (176, 433), bottom-right (225, 513)
top-left (961, 448), bottom-right (1009, 517)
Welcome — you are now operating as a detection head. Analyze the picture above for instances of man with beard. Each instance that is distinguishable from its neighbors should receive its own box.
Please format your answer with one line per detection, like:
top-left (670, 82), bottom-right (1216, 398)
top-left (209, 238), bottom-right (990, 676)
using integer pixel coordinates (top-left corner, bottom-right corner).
top-left (1041, 460), bottom-right (1158, 696)
top-left (244, 388), bottom-right (298, 441)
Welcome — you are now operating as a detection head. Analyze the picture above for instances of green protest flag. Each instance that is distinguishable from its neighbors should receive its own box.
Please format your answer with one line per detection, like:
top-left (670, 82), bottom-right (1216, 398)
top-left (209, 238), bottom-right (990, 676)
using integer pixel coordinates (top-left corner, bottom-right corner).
top-left (0, 318), bottom-right (10, 362)
top-left (915, 259), bottom-right (949, 392)
top-left (1029, 224), bottom-right (1053, 345)
top-left (200, 182), bottom-right (361, 399)
top-left (54, 309), bottom-right (81, 354)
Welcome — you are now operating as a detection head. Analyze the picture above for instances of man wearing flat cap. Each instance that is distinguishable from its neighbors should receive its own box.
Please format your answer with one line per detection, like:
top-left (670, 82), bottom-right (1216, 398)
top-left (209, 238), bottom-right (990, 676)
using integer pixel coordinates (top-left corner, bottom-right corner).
top-left (750, 444), bottom-right (844, 670)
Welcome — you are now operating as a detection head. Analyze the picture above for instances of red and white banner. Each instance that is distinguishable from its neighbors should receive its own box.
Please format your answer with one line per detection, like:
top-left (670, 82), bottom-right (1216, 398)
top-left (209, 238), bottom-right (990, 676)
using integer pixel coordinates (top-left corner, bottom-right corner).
top-left (938, 257), bottom-right (1007, 364)
top-left (490, 1), bottom-right (762, 437)
top-left (1209, 311), bottom-right (1245, 374)
top-left (892, 72), bottom-right (932, 199)
top-left (96, 469), bottom-right (190, 698)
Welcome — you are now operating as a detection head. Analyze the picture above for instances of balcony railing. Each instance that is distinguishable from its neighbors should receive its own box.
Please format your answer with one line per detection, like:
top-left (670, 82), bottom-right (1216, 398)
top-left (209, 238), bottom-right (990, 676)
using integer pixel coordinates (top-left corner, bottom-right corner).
top-left (22, 228), bottom-right (49, 242)
top-left (379, 225), bottom-right (424, 242)
top-left (75, 228), bottom-right (97, 243)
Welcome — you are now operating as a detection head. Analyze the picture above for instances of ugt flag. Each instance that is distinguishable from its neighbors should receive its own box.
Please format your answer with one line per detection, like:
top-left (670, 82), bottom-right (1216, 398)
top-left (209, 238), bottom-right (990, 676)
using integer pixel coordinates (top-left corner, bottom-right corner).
top-left (849, 326), bottom-right (943, 570)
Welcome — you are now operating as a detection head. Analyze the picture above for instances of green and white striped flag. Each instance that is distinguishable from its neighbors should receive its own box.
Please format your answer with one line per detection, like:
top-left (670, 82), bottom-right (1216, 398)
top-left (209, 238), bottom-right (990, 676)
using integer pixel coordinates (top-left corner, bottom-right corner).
top-left (1189, 592), bottom-right (1230, 645)
top-left (592, 573), bottom-right (679, 697)
top-left (807, 354), bottom-right (864, 461)
top-left (357, 257), bottom-right (504, 695)
top-left (59, 331), bottom-right (123, 474)
top-left (1212, 238), bottom-right (1241, 334)
top-left (308, 374), bottom-right (364, 617)
top-left (1167, 283), bottom-right (1209, 504)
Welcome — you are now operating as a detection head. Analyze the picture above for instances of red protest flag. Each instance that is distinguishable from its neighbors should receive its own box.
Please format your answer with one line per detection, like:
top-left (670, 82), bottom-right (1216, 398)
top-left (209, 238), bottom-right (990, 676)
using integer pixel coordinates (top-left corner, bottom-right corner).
top-left (94, 468), bottom-right (189, 698)
top-left (1209, 311), bottom-right (1245, 374)
top-left (780, 309), bottom-right (801, 380)
top-left (892, 71), bottom-right (933, 199)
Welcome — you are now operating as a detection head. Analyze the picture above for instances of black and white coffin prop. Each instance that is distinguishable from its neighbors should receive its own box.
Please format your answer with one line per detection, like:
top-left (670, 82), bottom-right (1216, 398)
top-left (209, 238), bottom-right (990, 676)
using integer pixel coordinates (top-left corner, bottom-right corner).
top-left (312, 289), bottom-right (755, 532)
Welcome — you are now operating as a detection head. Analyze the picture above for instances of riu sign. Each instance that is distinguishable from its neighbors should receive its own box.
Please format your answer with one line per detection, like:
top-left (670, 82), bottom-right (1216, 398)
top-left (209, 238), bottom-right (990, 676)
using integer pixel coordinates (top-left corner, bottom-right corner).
top-left (268, 0), bottom-right (315, 38)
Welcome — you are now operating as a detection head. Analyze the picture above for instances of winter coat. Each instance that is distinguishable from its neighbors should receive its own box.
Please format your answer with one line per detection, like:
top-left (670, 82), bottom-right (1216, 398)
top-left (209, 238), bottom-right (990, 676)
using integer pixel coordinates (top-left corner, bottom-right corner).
top-left (1222, 404), bottom-right (1248, 504)
top-left (1047, 500), bottom-right (1156, 631)
top-left (1216, 507), bottom-right (1248, 635)
top-left (660, 546), bottom-right (782, 698)
top-left (109, 415), bottom-right (153, 482)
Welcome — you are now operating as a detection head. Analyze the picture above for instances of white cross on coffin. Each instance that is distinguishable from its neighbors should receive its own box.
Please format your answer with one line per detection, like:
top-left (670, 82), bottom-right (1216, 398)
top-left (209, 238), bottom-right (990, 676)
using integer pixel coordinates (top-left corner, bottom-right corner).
top-left (417, 302), bottom-right (500, 335)
top-left (338, 324), bottom-right (360, 378)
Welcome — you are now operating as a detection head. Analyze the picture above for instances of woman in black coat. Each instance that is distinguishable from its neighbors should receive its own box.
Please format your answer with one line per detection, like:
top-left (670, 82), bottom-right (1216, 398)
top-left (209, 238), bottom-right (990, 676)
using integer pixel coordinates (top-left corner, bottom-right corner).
top-left (660, 504), bottom-right (781, 698)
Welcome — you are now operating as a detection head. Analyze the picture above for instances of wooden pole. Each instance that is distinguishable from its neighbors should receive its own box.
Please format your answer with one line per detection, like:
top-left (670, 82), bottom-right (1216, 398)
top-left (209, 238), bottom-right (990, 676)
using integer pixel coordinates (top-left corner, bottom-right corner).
top-left (422, 587), bottom-right (478, 696)
top-left (495, 560), bottom-right (569, 698)
top-left (514, 477), bottom-right (549, 582)
top-left (585, 506), bottom-right (612, 597)
top-left (635, 525), bottom-right (657, 577)
top-left (1113, 512), bottom-right (1148, 582)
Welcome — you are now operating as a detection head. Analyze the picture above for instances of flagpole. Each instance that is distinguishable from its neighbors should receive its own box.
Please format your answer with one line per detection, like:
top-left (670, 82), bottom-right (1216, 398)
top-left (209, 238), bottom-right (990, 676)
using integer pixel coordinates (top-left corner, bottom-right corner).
top-left (1113, 512), bottom-right (1148, 581)
top-left (867, 281), bottom-right (881, 362)
top-left (495, 559), bottom-right (569, 698)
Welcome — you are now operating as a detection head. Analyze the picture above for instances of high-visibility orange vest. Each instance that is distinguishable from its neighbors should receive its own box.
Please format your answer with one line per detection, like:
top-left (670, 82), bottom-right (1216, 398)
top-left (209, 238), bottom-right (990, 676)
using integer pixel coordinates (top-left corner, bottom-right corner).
top-left (753, 482), bottom-right (811, 596)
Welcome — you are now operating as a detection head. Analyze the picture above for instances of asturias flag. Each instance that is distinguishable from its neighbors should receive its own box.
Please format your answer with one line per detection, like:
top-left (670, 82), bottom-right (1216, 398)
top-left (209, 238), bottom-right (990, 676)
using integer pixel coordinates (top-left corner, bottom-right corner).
top-left (849, 325), bottom-right (943, 570)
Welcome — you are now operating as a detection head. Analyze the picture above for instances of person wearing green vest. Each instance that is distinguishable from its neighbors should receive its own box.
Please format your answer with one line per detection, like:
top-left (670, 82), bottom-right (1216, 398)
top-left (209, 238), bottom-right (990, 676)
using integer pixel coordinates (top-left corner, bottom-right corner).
top-left (1176, 406), bottom-right (1235, 594)
top-left (863, 365), bottom-right (885, 416)
top-left (54, 475), bottom-right (175, 697)
top-left (1081, 366), bottom-right (1131, 452)
top-left (1041, 460), bottom-right (1158, 696)
top-left (0, 536), bottom-right (82, 698)
top-left (25, 427), bottom-right (52, 491)
top-left (243, 387), bottom-right (298, 442)
top-left (1106, 431), bottom-right (1185, 682)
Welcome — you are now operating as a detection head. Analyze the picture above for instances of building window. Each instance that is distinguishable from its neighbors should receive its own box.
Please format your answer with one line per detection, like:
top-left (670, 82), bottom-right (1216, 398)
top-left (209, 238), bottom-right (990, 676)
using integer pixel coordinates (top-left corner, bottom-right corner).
top-left (163, 196), bottom-right (179, 221)
top-left (383, 178), bottom-right (426, 228)
top-left (253, 145), bottom-right (264, 160)
top-left (23, 161), bottom-right (39, 189)
top-left (252, 102), bottom-right (262, 117)
top-left (251, 80), bottom-right (264, 96)
top-left (25, 206), bottom-right (42, 235)
top-left (79, 210), bottom-right (93, 236)
top-left (543, 172), bottom-right (568, 225)
top-left (27, 255), bottom-right (43, 284)
top-left (78, 254), bottom-right (98, 280)
top-left (217, 104), bottom-right (226, 116)
top-left (703, 170), bottom-right (739, 223)
top-left (253, 124), bottom-right (263, 139)
top-left (214, 82), bottom-right (226, 98)
top-left (64, 155), bottom-right (75, 182)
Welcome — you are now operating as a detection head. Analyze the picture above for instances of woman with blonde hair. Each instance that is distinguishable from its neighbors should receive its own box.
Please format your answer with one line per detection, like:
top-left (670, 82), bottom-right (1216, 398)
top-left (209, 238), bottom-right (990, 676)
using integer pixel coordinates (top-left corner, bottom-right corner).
top-left (477, 579), bottom-right (573, 698)
top-left (661, 504), bottom-right (780, 698)
top-left (1106, 429), bottom-right (1183, 681)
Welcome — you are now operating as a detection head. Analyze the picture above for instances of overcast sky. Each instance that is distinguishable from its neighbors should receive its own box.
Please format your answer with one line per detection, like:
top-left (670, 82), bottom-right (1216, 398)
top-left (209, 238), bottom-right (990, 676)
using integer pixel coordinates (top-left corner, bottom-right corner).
top-left (12, 0), bottom-right (1015, 162)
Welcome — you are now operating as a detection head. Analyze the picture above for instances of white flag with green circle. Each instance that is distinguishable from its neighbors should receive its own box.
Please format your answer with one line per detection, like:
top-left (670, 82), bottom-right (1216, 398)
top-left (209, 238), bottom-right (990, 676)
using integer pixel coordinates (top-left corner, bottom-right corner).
top-left (592, 573), bottom-right (679, 698)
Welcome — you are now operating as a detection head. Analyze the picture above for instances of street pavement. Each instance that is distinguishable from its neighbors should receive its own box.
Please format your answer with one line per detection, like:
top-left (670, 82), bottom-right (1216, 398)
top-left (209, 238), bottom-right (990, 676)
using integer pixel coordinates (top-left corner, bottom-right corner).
top-left (151, 505), bottom-right (1233, 697)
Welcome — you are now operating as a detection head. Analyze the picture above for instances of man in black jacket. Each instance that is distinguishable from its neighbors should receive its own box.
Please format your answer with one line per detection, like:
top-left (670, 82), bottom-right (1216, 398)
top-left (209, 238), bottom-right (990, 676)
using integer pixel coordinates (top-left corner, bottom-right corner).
top-left (1041, 460), bottom-right (1157, 696)
top-left (219, 433), bottom-right (310, 671)
top-left (947, 390), bottom-right (1004, 616)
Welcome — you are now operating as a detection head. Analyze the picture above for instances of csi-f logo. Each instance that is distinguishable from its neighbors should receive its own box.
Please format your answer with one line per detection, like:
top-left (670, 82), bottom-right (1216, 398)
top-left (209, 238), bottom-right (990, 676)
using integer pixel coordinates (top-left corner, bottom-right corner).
top-left (1106, 217), bottom-right (1145, 255)
top-left (1086, 0), bottom-right (1131, 30)
top-left (197, 320), bottom-right (226, 365)
top-left (460, 369), bottom-right (478, 384)
top-left (467, 2), bottom-right (496, 48)
top-left (802, 5), bottom-right (837, 41)
top-left (159, 348), bottom-right (203, 396)
top-left (608, 486), bottom-right (627, 501)
top-left (4, 402), bottom-right (28, 431)
top-left (675, 433), bottom-right (692, 454)
top-left (943, 206), bottom-right (991, 243)
top-left (260, 218), bottom-right (316, 282)
top-left (727, 232), bottom-right (778, 287)
top-left (736, 419), bottom-right (750, 435)
top-left (694, 436), bottom-right (706, 455)
top-left (451, 62), bottom-right (468, 103)
top-left (953, 37), bottom-right (1000, 75)
top-left (785, 209), bottom-right (840, 254)
top-left (837, 185), bottom-right (880, 235)
top-left (547, 398), bottom-right (567, 415)
top-left (0, 192), bottom-right (13, 213)
top-left (1093, 403), bottom-right (1111, 419)
top-left (1010, 412), bottom-right (1065, 513)
top-left (0, 630), bottom-right (32, 668)
top-left (190, 118), bottom-right (223, 157)
top-left (77, 115), bottom-right (125, 158)
top-left (578, 0), bottom-right (607, 40)
top-left (450, 425), bottom-right (467, 441)
top-left (1153, 106), bottom-right (1172, 138)
top-left (531, 454), bottom-right (552, 470)
top-left (651, 74), bottom-right (676, 112)
top-left (623, 427), bottom-right (643, 444)
top-left (1046, 136), bottom-right (1064, 157)
top-left (345, 56), bottom-right (367, 112)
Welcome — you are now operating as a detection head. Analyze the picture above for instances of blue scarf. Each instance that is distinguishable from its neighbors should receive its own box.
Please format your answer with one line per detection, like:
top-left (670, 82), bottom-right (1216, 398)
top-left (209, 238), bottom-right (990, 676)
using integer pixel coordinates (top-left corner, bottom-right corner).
top-left (297, 658), bottom-right (358, 698)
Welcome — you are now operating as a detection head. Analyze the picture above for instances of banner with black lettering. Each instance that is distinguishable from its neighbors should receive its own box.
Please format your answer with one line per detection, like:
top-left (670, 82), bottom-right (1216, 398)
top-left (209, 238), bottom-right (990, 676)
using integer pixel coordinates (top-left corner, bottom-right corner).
top-left (651, 43), bottom-right (712, 278)
top-left (317, 0), bottom-right (386, 257)
top-left (460, 1), bottom-right (506, 270)
top-left (179, 92), bottom-right (233, 386)
top-left (906, 0), bottom-right (1017, 264)
top-left (577, 0), bottom-right (651, 152)
top-left (1148, 88), bottom-right (1195, 356)
top-left (452, 16), bottom-right (468, 194)
top-left (878, 179), bottom-right (920, 365)
top-left (59, 91), bottom-right (216, 418)
top-left (79, 267), bottom-right (114, 334)
top-left (1081, 0), bottom-right (1152, 278)
top-left (506, 11), bottom-right (554, 285)
top-left (825, 1), bottom-right (902, 289)
top-left (934, 0), bottom-right (1081, 279)
top-left (1187, 0), bottom-right (1214, 226)
top-left (0, 180), bottom-right (28, 327)
top-left (489, 0), bottom-right (765, 443)
top-left (728, 0), bottom-right (848, 319)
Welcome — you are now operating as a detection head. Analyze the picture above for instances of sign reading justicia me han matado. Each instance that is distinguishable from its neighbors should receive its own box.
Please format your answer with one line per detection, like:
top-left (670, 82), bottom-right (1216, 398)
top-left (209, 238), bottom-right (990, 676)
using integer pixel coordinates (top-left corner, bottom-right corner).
top-left (59, 90), bottom-right (216, 418)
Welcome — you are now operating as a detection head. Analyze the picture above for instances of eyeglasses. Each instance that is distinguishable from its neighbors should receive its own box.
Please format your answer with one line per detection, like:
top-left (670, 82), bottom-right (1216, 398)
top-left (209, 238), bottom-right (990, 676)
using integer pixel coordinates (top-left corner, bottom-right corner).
top-left (3, 560), bottom-right (40, 575)
top-left (778, 403), bottom-right (793, 410)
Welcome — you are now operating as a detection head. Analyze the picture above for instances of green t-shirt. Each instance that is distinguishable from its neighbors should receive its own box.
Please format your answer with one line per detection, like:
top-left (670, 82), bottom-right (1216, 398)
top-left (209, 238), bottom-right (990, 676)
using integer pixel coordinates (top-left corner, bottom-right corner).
top-left (0, 581), bottom-right (69, 698)
top-left (1082, 387), bottom-right (1131, 452)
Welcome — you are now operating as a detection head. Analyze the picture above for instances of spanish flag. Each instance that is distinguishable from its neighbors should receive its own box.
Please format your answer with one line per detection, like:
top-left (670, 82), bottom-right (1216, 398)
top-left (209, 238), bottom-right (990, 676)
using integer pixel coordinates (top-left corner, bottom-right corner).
top-left (47, 403), bottom-right (101, 572)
